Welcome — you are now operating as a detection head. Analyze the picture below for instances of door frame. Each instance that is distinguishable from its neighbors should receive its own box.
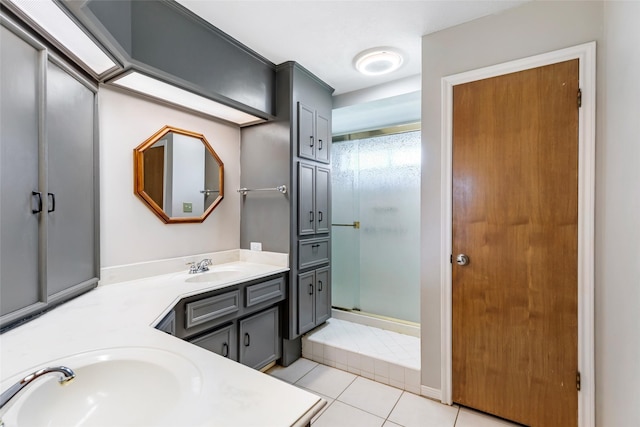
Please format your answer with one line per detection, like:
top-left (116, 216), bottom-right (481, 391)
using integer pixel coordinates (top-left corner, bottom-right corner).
top-left (439, 42), bottom-right (595, 427)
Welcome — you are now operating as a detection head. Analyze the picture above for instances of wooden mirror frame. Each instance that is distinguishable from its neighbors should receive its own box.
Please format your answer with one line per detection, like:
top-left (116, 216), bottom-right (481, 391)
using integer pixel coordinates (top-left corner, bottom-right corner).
top-left (133, 125), bottom-right (224, 223)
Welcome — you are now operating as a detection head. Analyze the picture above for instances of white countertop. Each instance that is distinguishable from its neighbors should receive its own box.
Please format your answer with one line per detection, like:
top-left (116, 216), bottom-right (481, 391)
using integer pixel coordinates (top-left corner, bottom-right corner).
top-left (0, 250), bottom-right (324, 426)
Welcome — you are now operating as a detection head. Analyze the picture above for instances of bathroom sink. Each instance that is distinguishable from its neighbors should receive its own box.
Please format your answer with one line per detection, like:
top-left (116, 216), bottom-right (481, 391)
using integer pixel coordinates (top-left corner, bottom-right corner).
top-left (1, 347), bottom-right (202, 427)
top-left (185, 266), bottom-right (245, 283)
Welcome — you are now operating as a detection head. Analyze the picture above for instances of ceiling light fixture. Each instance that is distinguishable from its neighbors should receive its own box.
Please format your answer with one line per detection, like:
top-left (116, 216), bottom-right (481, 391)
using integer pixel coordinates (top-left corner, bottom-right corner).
top-left (109, 71), bottom-right (264, 126)
top-left (354, 47), bottom-right (404, 76)
top-left (7, 0), bottom-right (117, 75)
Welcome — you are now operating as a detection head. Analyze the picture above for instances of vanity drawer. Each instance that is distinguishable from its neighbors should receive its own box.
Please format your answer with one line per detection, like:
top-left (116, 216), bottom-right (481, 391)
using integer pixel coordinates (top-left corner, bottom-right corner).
top-left (298, 237), bottom-right (330, 270)
top-left (246, 276), bottom-right (285, 308)
top-left (185, 290), bottom-right (240, 329)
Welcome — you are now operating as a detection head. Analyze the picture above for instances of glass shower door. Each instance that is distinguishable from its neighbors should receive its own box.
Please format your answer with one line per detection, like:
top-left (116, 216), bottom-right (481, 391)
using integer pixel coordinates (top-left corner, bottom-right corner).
top-left (331, 141), bottom-right (361, 311)
top-left (331, 130), bottom-right (421, 323)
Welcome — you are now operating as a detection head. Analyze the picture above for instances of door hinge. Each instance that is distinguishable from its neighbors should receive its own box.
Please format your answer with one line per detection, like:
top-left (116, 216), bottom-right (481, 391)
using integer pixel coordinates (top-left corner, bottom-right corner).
top-left (577, 88), bottom-right (582, 108)
top-left (576, 371), bottom-right (581, 391)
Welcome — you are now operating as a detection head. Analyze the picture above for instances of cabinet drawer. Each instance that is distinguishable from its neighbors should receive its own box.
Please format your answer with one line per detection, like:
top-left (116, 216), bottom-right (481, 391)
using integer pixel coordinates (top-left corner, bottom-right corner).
top-left (246, 277), bottom-right (285, 308)
top-left (185, 290), bottom-right (240, 329)
top-left (190, 323), bottom-right (237, 361)
top-left (299, 238), bottom-right (330, 269)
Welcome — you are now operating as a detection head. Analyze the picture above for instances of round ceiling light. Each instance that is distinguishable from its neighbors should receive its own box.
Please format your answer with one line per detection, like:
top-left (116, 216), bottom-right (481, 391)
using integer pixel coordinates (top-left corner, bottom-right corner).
top-left (354, 47), bottom-right (404, 76)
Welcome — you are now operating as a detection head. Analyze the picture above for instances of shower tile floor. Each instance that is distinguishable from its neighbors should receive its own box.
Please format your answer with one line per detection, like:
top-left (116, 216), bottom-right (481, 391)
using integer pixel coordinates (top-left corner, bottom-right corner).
top-left (301, 318), bottom-right (421, 393)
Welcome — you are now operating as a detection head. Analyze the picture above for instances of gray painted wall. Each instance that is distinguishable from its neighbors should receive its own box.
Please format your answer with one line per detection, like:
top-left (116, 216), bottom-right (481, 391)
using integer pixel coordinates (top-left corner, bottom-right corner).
top-left (420, 1), bottom-right (638, 425)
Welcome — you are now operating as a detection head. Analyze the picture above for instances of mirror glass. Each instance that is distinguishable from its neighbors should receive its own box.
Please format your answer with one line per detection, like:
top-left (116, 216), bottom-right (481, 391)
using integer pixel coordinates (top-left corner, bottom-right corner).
top-left (134, 125), bottom-right (224, 223)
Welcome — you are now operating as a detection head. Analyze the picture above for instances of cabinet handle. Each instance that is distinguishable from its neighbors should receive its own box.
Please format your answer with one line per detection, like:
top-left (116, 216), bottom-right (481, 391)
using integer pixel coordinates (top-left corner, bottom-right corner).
top-left (309, 211), bottom-right (314, 222)
top-left (222, 342), bottom-right (229, 357)
top-left (318, 211), bottom-right (323, 222)
top-left (47, 193), bottom-right (56, 213)
top-left (310, 135), bottom-right (314, 148)
top-left (244, 333), bottom-right (250, 347)
top-left (31, 191), bottom-right (42, 214)
top-left (318, 139), bottom-right (323, 150)
top-left (318, 280), bottom-right (323, 292)
top-left (311, 244), bottom-right (320, 248)
top-left (309, 283), bottom-right (314, 295)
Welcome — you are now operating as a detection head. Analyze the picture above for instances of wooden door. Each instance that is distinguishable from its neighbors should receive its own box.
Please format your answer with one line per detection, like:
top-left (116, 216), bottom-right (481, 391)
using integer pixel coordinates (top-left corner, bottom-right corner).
top-left (452, 60), bottom-right (579, 427)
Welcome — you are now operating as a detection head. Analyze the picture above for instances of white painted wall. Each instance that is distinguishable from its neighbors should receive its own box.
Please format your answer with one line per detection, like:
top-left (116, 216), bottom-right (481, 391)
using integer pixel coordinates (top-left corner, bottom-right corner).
top-left (99, 87), bottom-right (241, 268)
top-left (420, 1), bottom-right (638, 424)
top-left (596, 2), bottom-right (640, 425)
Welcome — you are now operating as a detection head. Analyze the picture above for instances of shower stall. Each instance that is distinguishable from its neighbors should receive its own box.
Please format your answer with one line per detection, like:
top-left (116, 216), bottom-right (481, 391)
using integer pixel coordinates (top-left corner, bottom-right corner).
top-left (331, 128), bottom-right (421, 324)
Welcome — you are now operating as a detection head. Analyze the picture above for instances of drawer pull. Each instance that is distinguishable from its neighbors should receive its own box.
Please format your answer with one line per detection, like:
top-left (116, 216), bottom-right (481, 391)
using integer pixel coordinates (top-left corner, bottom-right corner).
top-left (244, 333), bottom-right (250, 347)
top-left (318, 280), bottom-right (323, 292)
top-left (318, 211), bottom-right (323, 222)
top-left (310, 135), bottom-right (314, 148)
top-left (309, 284), bottom-right (314, 295)
top-left (222, 342), bottom-right (229, 357)
top-left (309, 211), bottom-right (314, 222)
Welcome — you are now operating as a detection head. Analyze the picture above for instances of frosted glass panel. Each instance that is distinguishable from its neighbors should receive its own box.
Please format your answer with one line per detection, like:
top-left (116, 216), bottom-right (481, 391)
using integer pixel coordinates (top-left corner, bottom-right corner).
top-left (331, 141), bottom-right (360, 311)
top-left (331, 131), bottom-right (421, 323)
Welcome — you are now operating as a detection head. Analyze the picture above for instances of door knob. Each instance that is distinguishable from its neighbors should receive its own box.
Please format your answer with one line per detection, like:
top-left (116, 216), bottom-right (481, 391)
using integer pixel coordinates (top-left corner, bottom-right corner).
top-left (456, 254), bottom-right (469, 266)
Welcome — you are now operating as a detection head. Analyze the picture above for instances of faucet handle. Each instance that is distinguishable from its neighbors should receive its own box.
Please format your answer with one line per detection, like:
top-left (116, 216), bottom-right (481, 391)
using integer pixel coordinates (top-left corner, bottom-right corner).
top-left (186, 262), bottom-right (198, 274)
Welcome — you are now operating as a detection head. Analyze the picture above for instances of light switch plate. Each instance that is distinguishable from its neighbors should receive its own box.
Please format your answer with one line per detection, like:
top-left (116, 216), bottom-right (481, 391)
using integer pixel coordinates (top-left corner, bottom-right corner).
top-left (250, 242), bottom-right (262, 251)
top-left (183, 202), bottom-right (192, 213)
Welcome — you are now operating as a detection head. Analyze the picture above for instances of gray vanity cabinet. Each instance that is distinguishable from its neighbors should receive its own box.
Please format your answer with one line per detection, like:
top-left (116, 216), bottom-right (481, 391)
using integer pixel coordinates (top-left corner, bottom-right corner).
top-left (298, 162), bottom-right (331, 236)
top-left (239, 306), bottom-right (281, 370)
top-left (297, 267), bottom-right (331, 335)
top-left (298, 103), bottom-right (330, 164)
top-left (175, 273), bottom-right (285, 370)
top-left (0, 16), bottom-right (99, 330)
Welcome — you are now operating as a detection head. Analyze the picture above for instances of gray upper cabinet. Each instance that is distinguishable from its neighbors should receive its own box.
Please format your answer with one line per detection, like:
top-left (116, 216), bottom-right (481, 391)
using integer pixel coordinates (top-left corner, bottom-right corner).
top-left (0, 20), bottom-right (42, 319)
top-left (298, 162), bottom-right (330, 236)
top-left (46, 60), bottom-right (98, 298)
top-left (298, 103), bottom-right (331, 164)
top-left (0, 16), bottom-right (99, 330)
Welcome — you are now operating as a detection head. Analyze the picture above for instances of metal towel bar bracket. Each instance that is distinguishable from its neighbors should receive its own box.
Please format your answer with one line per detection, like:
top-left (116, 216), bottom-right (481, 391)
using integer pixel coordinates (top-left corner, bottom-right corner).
top-left (237, 185), bottom-right (287, 196)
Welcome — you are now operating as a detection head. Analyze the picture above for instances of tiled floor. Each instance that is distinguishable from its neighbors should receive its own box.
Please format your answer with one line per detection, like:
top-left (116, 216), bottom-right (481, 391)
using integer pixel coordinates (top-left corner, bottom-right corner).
top-left (267, 358), bottom-right (520, 427)
top-left (302, 318), bottom-right (421, 393)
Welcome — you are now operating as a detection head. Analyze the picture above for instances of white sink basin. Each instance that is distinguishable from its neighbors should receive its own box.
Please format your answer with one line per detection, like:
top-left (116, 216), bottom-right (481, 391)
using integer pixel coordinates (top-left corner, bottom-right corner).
top-left (1, 347), bottom-right (202, 427)
top-left (185, 266), bottom-right (245, 283)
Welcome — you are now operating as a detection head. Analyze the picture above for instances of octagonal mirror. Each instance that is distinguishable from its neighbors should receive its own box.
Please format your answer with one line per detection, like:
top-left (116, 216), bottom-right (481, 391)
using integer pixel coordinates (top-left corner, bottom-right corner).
top-left (134, 125), bottom-right (224, 223)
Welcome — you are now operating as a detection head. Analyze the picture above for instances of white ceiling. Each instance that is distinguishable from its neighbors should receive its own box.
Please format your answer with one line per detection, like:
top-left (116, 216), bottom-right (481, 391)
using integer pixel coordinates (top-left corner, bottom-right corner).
top-left (177, 0), bottom-right (528, 96)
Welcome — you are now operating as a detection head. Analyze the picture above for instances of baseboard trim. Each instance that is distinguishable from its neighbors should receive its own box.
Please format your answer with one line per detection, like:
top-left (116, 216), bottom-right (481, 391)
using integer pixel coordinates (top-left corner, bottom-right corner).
top-left (420, 385), bottom-right (442, 402)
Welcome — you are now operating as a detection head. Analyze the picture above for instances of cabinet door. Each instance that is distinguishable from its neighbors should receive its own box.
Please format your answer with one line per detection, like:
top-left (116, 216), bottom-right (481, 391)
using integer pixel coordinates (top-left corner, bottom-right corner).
top-left (239, 306), bottom-right (280, 370)
top-left (298, 162), bottom-right (316, 236)
top-left (315, 113), bottom-right (330, 163)
top-left (46, 60), bottom-right (97, 297)
top-left (315, 266), bottom-right (331, 325)
top-left (298, 103), bottom-right (315, 160)
top-left (297, 271), bottom-right (316, 335)
top-left (190, 323), bottom-right (237, 361)
top-left (315, 166), bottom-right (330, 234)
top-left (0, 23), bottom-right (42, 319)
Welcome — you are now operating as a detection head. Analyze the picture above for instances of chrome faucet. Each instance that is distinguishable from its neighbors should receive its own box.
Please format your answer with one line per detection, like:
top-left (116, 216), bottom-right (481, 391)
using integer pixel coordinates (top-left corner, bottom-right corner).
top-left (188, 258), bottom-right (212, 274)
top-left (0, 366), bottom-right (75, 421)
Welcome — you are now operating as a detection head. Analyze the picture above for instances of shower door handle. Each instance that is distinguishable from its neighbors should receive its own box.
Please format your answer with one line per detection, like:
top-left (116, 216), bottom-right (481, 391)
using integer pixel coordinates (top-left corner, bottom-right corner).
top-left (331, 221), bottom-right (360, 229)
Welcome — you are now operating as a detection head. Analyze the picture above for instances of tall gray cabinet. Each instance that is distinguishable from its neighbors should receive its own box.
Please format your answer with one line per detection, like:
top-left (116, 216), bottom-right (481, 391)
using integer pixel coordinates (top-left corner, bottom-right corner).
top-left (0, 14), bottom-right (99, 330)
top-left (240, 62), bottom-right (333, 365)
